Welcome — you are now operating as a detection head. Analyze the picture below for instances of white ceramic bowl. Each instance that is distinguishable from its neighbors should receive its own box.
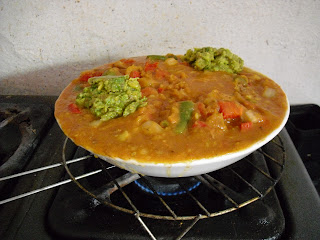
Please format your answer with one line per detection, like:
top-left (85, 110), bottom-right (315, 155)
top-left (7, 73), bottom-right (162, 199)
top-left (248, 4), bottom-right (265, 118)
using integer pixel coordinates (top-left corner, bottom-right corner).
top-left (96, 99), bottom-right (290, 178)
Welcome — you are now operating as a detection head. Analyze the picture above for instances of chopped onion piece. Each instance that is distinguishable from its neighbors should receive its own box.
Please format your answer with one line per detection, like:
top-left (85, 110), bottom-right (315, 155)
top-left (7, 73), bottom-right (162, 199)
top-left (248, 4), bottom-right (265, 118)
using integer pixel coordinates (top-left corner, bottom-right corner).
top-left (90, 119), bottom-right (103, 127)
top-left (141, 120), bottom-right (164, 135)
top-left (243, 110), bottom-right (263, 123)
top-left (165, 57), bottom-right (178, 66)
top-left (118, 131), bottom-right (130, 141)
top-left (263, 87), bottom-right (276, 98)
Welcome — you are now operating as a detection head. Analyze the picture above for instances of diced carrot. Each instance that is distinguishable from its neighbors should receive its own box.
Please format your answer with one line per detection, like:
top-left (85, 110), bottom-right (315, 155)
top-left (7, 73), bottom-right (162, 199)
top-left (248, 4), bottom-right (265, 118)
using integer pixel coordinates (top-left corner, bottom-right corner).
top-left (78, 70), bottom-right (103, 82)
top-left (120, 58), bottom-right (135, 65)
top-left (145, 62), bottom-right (158, 72)
top-left (141, 87), bottom-right (158, 97)
top-left (129, 70), bottom-right (141, 78)
top-left (68, 103), bottom-right (81, 114)
top-left (78, 72), bottom-right (91, 82)
top-left (192, 120), bottom-right (208, 128)
top-left (218, 101), bottom-right (243, 119)
top-left (155, 69), bottom-right (169, 79)
top-left (197, 102), bottom-right (206, 117)
top-left (240, 122), bottom-right (253, 131)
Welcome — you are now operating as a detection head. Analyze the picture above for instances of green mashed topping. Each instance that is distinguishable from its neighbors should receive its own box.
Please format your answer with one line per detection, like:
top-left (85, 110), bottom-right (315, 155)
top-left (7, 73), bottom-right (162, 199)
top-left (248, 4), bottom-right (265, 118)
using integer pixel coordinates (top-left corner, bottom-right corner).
top-left (76, 75), bottom-right (147, 121)
top-left (183, 47), bottom-right (244, 74)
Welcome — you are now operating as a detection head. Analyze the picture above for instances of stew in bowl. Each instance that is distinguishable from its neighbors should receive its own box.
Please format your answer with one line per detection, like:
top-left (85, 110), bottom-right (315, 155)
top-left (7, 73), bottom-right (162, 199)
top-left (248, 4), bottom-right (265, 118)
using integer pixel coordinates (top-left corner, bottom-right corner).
top-left (55, 48), bottom-right (289, 177)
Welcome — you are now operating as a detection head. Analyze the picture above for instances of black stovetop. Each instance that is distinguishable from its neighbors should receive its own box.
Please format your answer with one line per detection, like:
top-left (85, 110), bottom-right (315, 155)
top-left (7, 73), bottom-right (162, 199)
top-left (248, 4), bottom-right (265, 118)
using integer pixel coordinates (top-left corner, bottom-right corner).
top-left (0, 95), bottom-right (319, 240)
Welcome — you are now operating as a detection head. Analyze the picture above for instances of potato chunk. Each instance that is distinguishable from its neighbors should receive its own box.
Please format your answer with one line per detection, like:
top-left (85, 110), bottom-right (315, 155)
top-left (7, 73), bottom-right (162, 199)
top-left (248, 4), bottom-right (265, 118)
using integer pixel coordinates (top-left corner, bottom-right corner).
top-left (243, 110), bottom-right (263, 123)
top-left (141, 121), bottom-right (164, 135)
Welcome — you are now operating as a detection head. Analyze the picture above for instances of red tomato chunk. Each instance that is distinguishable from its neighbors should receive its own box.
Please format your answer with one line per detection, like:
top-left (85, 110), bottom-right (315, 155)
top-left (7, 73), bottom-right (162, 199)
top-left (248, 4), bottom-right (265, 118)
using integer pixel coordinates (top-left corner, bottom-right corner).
top-left (68, 103), bottom-right (81, 114)
top-left (130, 70), bottom-right (141, 78)
top-left (218, 101), bottom-right (243, 119)
top-left (145, 62), bottom-right (158, 72)
top-left (240, 122), bottom-right (253, 131)
top-left (78, 70), bottom-right (103, 82)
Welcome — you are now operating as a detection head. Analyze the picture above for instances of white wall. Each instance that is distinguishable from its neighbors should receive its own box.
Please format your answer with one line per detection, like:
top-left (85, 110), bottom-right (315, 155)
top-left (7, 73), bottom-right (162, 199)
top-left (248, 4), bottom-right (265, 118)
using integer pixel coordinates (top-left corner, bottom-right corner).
top-left (0, 0), bottom-right (319, 106)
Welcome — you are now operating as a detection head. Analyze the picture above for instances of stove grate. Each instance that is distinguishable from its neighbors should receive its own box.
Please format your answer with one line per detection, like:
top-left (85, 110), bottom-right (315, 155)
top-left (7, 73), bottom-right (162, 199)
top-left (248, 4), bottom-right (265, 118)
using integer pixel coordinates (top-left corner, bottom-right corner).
top-left (60, 135), bottom-right (285, 239)
top-left (61, 135), bottom-right (285, 220)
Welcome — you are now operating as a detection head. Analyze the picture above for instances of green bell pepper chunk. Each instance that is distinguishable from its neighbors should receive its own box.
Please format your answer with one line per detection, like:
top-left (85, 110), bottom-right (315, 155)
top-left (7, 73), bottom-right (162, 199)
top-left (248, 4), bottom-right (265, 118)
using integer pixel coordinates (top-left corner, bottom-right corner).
top-left (175, 101), bottom-right (194, 134)
top-left (147, 55), bottom-right (167, 61)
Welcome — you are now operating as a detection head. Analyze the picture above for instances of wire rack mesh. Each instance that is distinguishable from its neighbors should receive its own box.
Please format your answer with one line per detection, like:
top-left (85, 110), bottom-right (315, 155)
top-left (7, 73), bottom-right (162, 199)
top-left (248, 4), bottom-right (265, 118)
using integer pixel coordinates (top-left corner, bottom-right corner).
top-left (62, 135), bottom-right (285, 239)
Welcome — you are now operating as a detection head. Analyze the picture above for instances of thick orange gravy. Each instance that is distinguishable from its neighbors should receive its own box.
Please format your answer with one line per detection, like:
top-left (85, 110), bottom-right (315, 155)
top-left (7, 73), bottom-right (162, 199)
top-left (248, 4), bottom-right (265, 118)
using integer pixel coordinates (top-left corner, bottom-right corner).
top-left (55, 56), bottom-right (288, 164)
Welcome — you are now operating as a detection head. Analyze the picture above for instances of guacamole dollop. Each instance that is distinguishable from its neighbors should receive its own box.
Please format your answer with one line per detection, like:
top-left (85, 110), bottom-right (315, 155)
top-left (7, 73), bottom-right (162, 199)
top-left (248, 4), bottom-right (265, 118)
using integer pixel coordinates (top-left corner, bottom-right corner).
top-left (76, 75), bottom-right (147, 121)
top-left (183, 47), bottom-right (244, 74)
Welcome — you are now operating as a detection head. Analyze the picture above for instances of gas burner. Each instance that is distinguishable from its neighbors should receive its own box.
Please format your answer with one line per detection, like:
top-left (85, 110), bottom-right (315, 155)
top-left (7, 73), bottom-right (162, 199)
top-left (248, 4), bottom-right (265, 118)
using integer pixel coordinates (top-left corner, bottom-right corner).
top-left (0, 103), bottom-right (52, 197)
top-left (134, 177), bottom-right (201, 196)
top-left (0, 103), bottom-right (51, 172)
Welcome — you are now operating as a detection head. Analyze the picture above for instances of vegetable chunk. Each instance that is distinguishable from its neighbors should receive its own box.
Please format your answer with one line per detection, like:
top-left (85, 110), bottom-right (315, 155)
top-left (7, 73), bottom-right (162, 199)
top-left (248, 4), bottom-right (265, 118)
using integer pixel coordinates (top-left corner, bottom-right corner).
top-left (175, 101), bottom-right (194, 134)
top-left (218, 101), bottom-right (243, 119)
top-left (76, 75), bottom-right (147, 121)
top-left (240, 122), bottom-right (253, 131)
top-left (183, 47), bottom-right (244, 73)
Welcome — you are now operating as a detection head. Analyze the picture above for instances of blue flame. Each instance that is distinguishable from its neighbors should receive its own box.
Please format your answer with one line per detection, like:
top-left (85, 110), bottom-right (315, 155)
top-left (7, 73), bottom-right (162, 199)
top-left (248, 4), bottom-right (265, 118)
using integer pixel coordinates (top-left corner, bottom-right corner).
top-left (134, 180), bottom-right (201, 196)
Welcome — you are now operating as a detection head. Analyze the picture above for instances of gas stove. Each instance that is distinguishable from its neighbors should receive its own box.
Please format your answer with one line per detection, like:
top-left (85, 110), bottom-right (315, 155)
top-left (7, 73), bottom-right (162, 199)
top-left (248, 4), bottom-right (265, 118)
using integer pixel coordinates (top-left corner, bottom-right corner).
top-left (0, 95), bottom-right (319, 240)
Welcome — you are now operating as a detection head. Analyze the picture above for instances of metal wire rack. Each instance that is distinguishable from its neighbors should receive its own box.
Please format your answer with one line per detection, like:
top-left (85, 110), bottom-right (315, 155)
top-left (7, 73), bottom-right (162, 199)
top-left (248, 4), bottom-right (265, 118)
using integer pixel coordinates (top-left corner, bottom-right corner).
top-left (62, 135), bottom-right (286, 239)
